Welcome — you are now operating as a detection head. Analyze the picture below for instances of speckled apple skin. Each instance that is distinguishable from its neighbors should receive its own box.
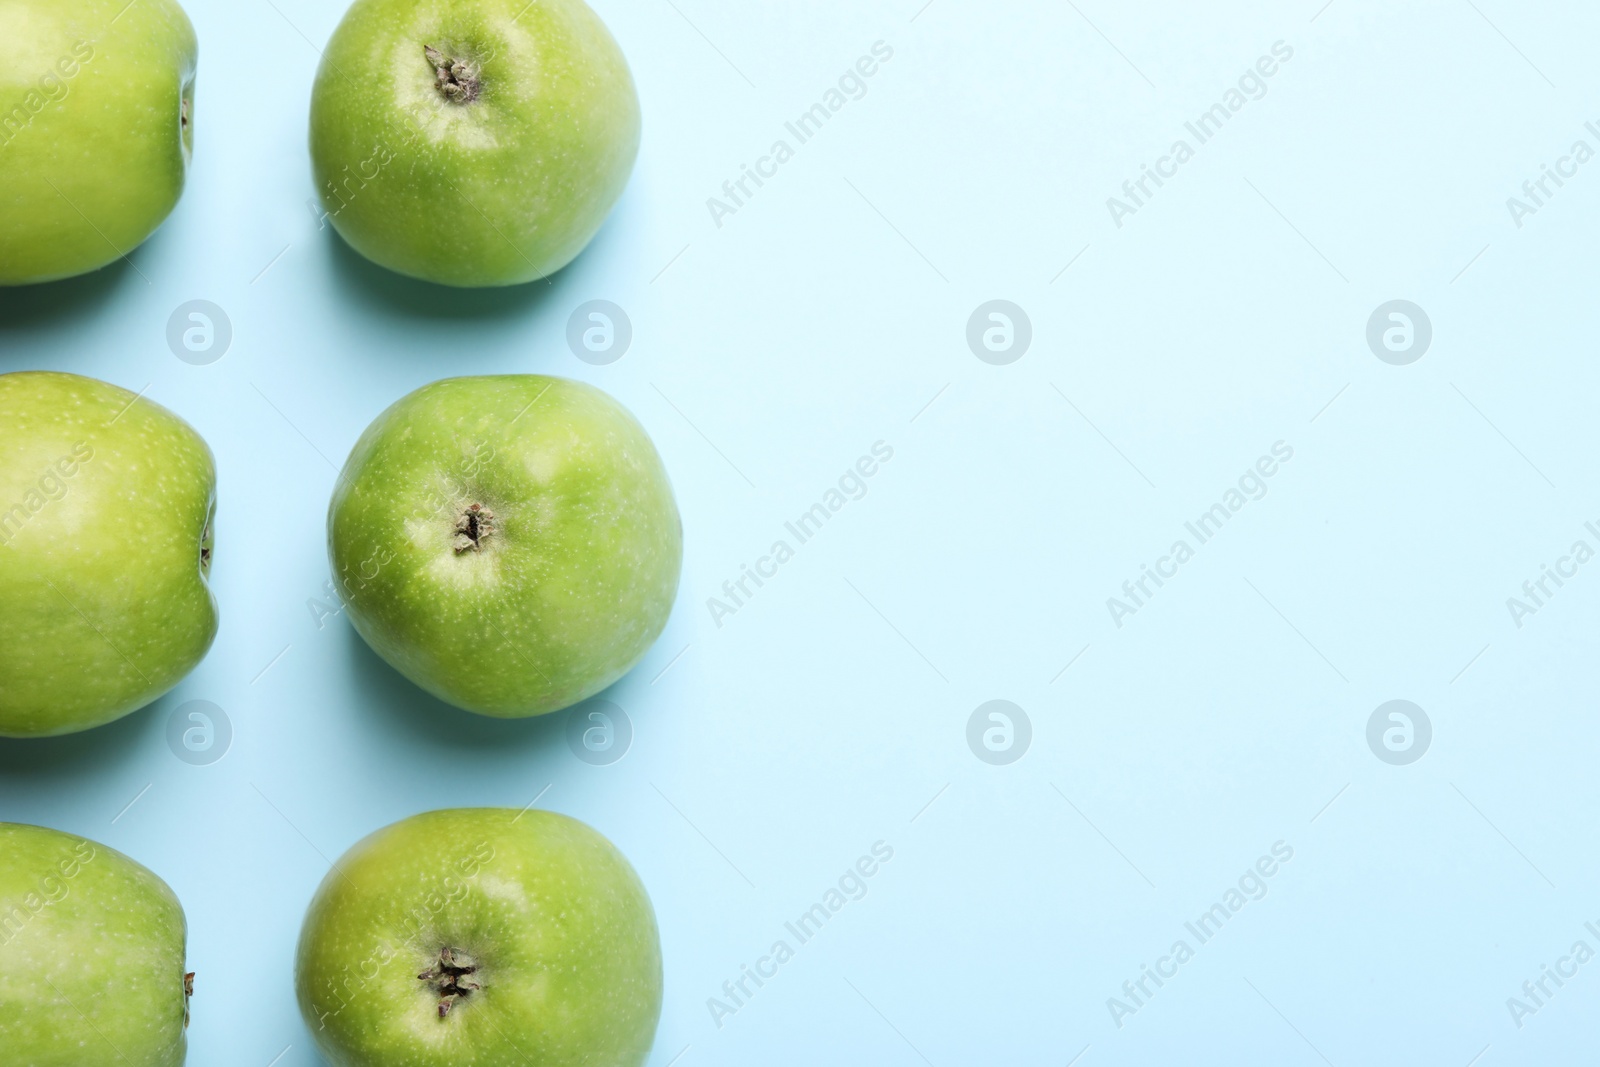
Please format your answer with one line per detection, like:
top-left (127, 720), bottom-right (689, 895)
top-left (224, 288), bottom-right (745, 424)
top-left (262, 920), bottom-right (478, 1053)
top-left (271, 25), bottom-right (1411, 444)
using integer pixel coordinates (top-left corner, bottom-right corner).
top-left (0, 824), bottom-right (190, 1067)
top-left (295, 808), bottom-right (662, 1067)
top-left (0, 0), bottom-right (197, 285)
top-left (308, 0), bottom-right (641, 287)
top-left (0, 372), bottom-right (218, 738)
top-left (328, 375), bottom-right (681, 718)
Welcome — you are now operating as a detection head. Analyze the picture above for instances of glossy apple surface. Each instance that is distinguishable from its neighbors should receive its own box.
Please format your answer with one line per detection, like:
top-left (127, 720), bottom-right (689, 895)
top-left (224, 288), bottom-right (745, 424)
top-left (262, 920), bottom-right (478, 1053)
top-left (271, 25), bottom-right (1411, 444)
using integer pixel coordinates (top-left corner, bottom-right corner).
top-left (0, 0), bottom-right (196, 285)
top-left (329, 375), bottom-right (680, 717)
top-left (295, 808), bottom-right (662, 1067)
top-left (309, 0), bottom-right (640, 287)
top-left (0, 372), bottom-right (217, 737)
top-left (0, 824), bottom-right (192, 1066)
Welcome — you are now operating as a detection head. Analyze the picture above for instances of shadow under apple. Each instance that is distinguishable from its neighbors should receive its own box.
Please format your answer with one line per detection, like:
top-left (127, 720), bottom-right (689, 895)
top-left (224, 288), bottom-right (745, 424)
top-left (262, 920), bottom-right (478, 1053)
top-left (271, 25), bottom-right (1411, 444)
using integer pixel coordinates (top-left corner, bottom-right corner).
top-left (340, 623), bottom-right (569, 754)
top-left (0, 259), bottom-right (137, 338)
top-left (0, 691), bottom-right (167, 781)
top-left (319, 228), bottom-right (572, 325)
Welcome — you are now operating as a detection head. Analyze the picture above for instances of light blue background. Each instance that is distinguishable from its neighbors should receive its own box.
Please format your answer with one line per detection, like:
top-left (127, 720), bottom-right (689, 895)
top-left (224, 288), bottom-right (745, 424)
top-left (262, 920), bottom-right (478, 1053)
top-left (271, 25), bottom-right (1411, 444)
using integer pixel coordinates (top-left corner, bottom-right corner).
top-left (4, 0), bottom-right (1599, 1063)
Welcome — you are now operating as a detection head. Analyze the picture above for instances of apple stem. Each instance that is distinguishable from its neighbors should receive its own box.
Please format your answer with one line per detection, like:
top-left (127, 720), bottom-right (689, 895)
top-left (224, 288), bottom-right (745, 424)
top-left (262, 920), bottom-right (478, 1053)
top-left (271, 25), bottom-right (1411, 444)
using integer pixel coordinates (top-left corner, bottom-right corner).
top-left (453, 504), bottom-right (495, 554)
top-left (419, 947), bottom-right (481, 1018)
top-left (425, 46), bottom-right (482, 104)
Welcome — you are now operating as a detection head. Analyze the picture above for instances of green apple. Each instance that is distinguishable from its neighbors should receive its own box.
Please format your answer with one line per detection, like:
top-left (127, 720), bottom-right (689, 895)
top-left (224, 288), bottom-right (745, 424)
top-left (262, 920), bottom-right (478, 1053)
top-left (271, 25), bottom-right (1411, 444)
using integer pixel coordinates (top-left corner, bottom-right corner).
top-left (0, 0), bottom-right (197, 286)
top-left (309, 0), bottom-right (641, 287)
top-left (0, 824), bottom-right (193, 1066)
top-left (329, 375), bottom-right (680, 717)
top-left (0, 372), bottom-right (217, 737)
top-left (296, 808), bottom-right (662, 1067)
